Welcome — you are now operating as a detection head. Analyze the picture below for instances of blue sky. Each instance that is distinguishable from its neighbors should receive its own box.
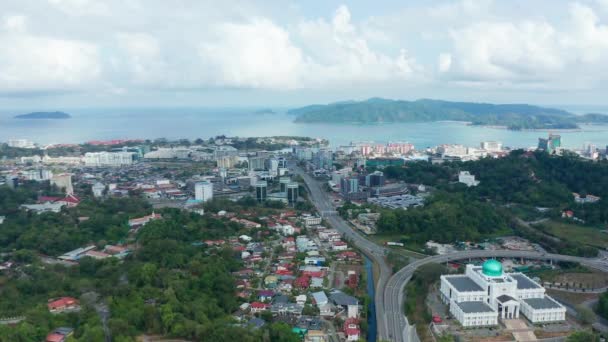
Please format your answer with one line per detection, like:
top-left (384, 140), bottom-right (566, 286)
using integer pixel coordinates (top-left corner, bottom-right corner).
top-left (1, 0), bottom-right (608, 109)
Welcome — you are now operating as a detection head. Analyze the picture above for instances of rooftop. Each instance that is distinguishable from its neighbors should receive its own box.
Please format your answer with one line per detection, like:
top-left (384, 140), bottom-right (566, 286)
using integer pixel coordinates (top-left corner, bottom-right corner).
top-left (511, 273), bottom-right (541, 290)
top-left (445, 276), bottom-right (484, 292)
top-left (523, 297), bottom-right (562, 310)
top-left (456, 301), bottom-right (496, 314)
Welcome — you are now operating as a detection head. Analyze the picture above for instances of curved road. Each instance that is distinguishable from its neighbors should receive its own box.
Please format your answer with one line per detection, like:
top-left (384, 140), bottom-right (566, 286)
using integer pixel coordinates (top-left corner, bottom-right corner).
top-left (294, 165), bottom-right (393, 341)
top-left (385, 250), bottom-right (608, 342)
top-left (293, 164), bottom-right (608, 341)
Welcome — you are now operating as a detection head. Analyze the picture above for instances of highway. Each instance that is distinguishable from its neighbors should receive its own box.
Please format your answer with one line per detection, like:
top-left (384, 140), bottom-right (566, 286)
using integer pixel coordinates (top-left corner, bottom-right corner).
top-left (293, 164), bottom-right (608, 342)
top-left (384, 249), bottom-right (608, 342)
top-left (293, 165), bottom-right (393, 341)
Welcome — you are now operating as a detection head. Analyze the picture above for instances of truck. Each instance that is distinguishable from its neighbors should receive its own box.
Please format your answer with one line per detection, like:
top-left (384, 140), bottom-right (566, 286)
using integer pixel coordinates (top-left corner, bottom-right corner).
top-left (385, 242), bottom-right (404, 247)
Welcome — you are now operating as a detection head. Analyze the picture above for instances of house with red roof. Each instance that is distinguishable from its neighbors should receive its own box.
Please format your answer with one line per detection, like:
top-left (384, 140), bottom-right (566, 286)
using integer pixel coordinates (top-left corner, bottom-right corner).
top-left (128, 212), bottom-right (161, 228)
top-left (45, 327), bottom-right (73, 342)
top-left (56, 194), bottom-right (80, 207)
top-left (294, 276), bottom-right (310, 289)
top-left (48, 297), bottom-right (80, 313)
top-left (343, 318), bottom-right (360, 341)
top-left (250, 302), bottom-right (270, 313)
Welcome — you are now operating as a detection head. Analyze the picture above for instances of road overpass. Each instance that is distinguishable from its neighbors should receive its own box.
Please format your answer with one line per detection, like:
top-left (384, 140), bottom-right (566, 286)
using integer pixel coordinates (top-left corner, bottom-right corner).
top-left (385, 250), bottom-right (608, 342)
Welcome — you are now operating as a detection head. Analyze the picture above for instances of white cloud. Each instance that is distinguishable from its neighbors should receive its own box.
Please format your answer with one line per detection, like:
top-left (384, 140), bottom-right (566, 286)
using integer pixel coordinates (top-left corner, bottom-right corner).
top-left (440, 3), bottom-right (608, 89)
top-left (0, 16), bottom-right (101, 94)
top-left (0, 0), bottom-right (607, 101)
top-left (47, 0), bottom-right (110, 16)
top-left (438, 53), bottom-right (452, 72)
top-left (199, 18), bottom-right (304, 89)
top-left (3, 15), bottom-right (27, 32)
top-left (295, 5), bottom-right (420, 86)
top-left (196, 5), bottom-right (419, 90)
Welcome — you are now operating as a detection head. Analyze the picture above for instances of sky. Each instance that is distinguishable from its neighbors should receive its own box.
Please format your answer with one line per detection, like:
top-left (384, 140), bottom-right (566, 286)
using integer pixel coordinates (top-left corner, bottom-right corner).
top-left (1, 0), bottom-right (608, 109)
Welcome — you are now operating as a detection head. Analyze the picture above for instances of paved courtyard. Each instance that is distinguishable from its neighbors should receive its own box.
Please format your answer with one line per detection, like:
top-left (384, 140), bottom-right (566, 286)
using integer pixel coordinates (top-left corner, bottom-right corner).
top-left (504, 319), bottom-right (537, 341)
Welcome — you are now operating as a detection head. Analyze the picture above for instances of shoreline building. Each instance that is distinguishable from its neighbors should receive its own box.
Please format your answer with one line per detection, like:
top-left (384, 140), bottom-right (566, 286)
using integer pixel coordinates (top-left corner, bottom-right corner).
top-left (440, 260), bottom-right (566, 327)
top-left (538, 134), bottom-right (562, 154)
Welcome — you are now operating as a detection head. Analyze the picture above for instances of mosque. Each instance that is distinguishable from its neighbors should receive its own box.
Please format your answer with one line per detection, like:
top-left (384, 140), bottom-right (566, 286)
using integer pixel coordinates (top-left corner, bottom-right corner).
top-left (440, 259), bottom-right (566, 327)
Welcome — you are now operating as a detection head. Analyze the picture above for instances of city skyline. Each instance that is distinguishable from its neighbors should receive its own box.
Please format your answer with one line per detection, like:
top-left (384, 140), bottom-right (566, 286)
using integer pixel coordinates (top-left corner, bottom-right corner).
top-left (1, 0), bottom-right (608, 109)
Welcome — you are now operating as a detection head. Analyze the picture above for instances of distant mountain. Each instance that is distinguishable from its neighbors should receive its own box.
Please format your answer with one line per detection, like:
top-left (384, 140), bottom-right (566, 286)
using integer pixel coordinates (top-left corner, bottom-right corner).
top-left (575, 113), bottom-right (608, 123)
top-left (253, 109), bottom-right (276, 115)
top-left (290, 98), bottom-right (589, 130)
top-left (15, 111), bottom-right (71, 119)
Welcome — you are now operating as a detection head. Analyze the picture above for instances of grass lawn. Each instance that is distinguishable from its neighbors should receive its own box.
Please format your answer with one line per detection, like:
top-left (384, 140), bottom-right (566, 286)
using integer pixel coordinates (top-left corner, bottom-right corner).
top-left (535, 220), bottom-right (608, 249)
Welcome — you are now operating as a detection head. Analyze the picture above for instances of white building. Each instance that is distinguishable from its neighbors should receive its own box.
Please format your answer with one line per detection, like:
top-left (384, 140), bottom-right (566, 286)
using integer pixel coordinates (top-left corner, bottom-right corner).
top-left (92, 182), bottom-right (105, 198)
top-left (481, 141), bottom-right (503, 152)
top-left (302, 215), bottom-right (322, 227)
top-left (51, 173), bottom-right (74, 195)
top-left (194, 181), bottom-right (213, 202)
top-left (440, 260), bottom-right (566, 327)
top-left (84, 152), bottom-right (135, 167)
top-left (8, 139), bottom-right (35, 148)
top-left (458, 171), bottom-right (480, 187)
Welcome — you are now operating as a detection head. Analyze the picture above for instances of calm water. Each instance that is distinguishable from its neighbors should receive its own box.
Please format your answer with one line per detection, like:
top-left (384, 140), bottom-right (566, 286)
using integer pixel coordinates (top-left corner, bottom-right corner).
top-left (364, 256), bottom-right (377, 342)
top-left (1, 108), bottom-right (607, 149)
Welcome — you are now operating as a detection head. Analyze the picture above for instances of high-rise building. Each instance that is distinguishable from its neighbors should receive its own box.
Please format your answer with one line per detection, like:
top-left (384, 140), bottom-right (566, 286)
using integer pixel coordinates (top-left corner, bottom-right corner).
top-left (538, 134), bottom-right (561, 154)
top-left (341, 177), bottom-right (359, 195)
top-left (266, 158), bottom-right (279, 175)
top-left (84, 152), bottom-right (135, 167)
top-left (287, 183), bottom-right (299, 203)
top-left (195, 181), bottom-right (214, 202)
top-left (480, 141), bottom-right (503, 152)
top-left (279, 177), bottom-right (292, 193)
top-left (22, 169), bottom-right (53, 181)
top-left (248, 156), bottom-right (266, 171)
top-left (216, 155), bottom-right (239, 169)
top-left (365, 171), bottom-right (385, 187)
top-left (255, 181), bottom-right (268, 202)
top-left (51, 173), bottom-right (74, 195)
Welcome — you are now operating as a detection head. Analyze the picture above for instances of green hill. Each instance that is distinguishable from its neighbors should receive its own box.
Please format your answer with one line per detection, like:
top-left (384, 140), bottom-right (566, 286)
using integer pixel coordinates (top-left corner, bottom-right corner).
top-left (290, 98), bottom-right (605, 130)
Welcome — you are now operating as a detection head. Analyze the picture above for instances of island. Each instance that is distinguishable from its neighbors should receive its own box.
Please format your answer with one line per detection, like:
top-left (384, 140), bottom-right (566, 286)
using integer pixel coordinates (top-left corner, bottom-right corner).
top-left (14, 111), bottom-right (71, 119)
top-left (253, 108), bottom-right (276, 115)
top-left (290, 98), bottom-right (608, 130)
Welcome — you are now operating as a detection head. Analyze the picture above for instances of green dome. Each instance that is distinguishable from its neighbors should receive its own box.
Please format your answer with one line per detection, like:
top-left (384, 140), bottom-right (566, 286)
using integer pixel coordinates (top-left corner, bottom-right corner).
top-left (482, 259), bottom-right (503, 277)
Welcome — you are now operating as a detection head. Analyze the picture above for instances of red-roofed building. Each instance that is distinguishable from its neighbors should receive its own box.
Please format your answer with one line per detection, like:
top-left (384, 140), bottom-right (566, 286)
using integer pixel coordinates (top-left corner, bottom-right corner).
top-left (343, 318), bottom-right (360, 341)
top-left (128, 212), bottom-right (162, 228)
top-left (294, 276), bottom-right (310, 289)
top-left (346, 271), bottom-right (359, 289)
top-left (46, 333), bottom-right (66, 342)
top-left (250, 302), bottom-right (270, 313)
top-left (302, 270), bottom-right (325, 278)
top-left (57, 194), bottom-right (80, 207)
top-left (332, 241), bottom-right (348, 251)
top-left (48, 297), bottom-right (80, 313)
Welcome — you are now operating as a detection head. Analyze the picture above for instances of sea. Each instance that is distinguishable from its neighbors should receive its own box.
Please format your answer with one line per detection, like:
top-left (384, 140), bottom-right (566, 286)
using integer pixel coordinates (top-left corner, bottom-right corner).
top-left (1, 107), bottom-right (608, 149)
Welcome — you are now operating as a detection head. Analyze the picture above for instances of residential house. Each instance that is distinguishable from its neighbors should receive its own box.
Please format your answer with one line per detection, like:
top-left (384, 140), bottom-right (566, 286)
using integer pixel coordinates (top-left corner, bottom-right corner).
top-left (250, 302), bottom-right (270, 313)
top-left (48, 297), bottom-right (80, 313)
top-left (45, 327), bottom-right (74, 342)
top-left (343, 318), bottom-right (360, 341)
top-left (128, 212), bottom-right (162, 228)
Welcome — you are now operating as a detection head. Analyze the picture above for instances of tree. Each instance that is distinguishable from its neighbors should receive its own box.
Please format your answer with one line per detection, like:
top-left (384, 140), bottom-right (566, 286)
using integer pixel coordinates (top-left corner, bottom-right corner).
top-left (576, 305), bottom-right (595, 325)
top-left (567, 331), bottom-right (599, 342)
